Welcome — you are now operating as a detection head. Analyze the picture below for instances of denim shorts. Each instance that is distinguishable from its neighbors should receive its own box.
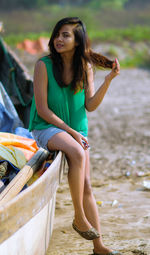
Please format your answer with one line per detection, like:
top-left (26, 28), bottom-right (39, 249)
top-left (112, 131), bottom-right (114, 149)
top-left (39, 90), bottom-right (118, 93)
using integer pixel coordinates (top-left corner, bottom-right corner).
top-left (32, 126), bottom-right (66, 150)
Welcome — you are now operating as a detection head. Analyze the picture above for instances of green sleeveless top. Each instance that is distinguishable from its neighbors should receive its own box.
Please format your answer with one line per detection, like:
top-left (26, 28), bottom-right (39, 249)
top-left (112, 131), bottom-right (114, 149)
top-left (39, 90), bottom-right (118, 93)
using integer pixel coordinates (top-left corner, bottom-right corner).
top-left (29, 56), bottom-right (88, 136)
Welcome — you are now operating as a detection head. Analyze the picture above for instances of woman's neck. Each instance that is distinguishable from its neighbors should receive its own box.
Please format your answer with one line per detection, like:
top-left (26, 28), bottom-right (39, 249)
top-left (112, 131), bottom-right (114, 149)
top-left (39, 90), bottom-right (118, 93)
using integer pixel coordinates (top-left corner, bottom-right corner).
top-left (61, 51), bottom-right (74, 68)
top-left (60, 53), bottom-right (74, 85)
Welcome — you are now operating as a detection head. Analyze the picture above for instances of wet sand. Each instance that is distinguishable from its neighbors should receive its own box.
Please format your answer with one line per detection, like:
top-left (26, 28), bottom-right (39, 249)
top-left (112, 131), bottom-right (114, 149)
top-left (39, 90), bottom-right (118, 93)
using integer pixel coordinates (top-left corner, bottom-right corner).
top-left (46, 68), bottom-right (150, 255)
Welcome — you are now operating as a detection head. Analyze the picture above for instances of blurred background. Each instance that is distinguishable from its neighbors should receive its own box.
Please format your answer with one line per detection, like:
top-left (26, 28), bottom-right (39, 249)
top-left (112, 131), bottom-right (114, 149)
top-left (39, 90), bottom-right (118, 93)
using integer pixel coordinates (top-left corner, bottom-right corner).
top-left (0, 0), bottom-right (150, 74)
top-left (1, 2), bottom-right (150, 254)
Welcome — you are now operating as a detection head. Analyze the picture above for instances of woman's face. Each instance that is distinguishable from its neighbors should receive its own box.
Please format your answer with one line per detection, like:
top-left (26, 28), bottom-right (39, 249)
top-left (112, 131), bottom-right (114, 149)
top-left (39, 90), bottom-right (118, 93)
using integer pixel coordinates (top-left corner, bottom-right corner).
top-left (53, 24), bottom-right (77, 54)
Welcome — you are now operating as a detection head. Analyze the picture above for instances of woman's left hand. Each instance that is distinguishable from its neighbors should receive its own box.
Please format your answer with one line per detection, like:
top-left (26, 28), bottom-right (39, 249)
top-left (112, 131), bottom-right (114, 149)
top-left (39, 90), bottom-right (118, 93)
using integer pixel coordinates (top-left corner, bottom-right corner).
top-left (105, 58), bottom-right (120, 82)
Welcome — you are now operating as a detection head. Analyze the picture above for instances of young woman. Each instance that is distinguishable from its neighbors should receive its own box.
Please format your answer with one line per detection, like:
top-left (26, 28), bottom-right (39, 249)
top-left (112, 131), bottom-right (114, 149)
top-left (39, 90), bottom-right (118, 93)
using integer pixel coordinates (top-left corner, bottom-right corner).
top-left (29, 17), bottom-right (121, 255)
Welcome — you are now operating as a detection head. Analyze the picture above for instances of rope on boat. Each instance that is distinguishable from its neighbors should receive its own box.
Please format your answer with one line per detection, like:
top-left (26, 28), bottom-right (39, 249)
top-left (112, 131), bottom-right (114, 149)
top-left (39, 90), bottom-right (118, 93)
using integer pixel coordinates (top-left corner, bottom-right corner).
top-left (0, 37), bottom-right (32, 107)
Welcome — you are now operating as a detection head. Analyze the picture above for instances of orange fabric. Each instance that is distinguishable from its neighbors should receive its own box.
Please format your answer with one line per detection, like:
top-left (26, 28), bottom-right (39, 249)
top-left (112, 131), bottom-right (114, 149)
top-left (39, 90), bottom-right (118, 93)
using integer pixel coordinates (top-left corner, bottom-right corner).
top-left (0, 132), bottom-right (39, 161)
top-left (17, 37), bottom-right (49, 55)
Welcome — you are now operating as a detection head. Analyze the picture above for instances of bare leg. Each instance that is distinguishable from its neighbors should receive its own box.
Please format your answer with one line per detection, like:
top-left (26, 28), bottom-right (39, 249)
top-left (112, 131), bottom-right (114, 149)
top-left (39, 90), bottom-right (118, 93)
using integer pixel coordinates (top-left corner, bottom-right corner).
top-left (47, 131), bottom-right (92, 231)
top-left (83, 150), bottom-right (112, 254)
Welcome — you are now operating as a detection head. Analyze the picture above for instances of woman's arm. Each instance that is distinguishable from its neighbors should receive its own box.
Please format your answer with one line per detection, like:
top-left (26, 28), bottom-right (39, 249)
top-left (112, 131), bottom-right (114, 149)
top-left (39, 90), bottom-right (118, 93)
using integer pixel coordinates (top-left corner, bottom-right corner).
top-left (85, 59), bottom-right (120, 112)
top-left (34, 60), bottom-right (74, 133)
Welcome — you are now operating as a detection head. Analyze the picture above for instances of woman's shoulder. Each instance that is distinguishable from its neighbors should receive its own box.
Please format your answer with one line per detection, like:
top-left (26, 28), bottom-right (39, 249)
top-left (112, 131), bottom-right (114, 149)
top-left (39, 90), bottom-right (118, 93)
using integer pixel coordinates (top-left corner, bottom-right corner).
top-left (87, 62), bottom-right (93, 71)
top-left (85, 62), bottom-right (93, 80)
top-left (39, 55), bottom-right (52, 64)
top-left (34, 55), bottom-right (52, 72)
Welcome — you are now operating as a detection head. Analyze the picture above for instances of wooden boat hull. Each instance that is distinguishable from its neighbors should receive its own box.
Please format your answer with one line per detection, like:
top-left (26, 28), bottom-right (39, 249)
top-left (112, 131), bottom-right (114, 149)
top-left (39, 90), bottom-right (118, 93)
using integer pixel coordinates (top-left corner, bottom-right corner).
top-left (0, 151), bottom-right (64, 255)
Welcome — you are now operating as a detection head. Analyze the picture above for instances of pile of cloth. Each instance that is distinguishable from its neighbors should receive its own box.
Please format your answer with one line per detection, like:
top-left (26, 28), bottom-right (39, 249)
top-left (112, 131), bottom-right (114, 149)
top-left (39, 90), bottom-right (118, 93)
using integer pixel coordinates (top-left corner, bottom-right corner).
top-left (0, 82), bottom-right (38, 192)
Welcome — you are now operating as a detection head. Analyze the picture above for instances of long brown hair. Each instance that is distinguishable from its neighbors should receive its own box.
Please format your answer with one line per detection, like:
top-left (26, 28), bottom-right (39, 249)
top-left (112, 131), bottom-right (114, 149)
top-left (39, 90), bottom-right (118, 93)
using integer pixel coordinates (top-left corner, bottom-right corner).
top-left (48, 17), bottom-right (113, 92)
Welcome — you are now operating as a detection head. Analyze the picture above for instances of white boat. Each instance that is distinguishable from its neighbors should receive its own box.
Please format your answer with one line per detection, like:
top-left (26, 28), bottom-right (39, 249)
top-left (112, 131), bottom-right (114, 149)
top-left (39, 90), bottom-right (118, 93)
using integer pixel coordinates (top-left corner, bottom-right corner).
top-left (0, 149), bottom-right (65, 255)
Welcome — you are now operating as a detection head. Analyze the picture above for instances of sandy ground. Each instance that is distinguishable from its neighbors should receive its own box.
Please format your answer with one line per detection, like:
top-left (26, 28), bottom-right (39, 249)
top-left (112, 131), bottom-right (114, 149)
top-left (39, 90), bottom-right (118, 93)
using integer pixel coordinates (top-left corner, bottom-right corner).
top-left (46, 68), bottom-right (150, 255)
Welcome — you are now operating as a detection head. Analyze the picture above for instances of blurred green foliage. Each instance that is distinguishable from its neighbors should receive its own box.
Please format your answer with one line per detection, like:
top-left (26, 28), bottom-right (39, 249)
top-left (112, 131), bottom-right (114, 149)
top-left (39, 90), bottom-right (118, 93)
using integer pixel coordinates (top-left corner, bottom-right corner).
top-left (0, 0), bottom-right (150, 10)
top-left (88, 0), bottom-right (128, 10)
top-left (120, 49), bottom-right (150, 68)
top-left (4, 26), bottom-right (150, 46)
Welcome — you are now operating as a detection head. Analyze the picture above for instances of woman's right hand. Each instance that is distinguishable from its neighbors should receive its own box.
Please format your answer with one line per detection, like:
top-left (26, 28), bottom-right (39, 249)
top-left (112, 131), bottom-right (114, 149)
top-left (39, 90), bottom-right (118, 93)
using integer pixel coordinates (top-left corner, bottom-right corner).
top-left (70, 130), bottom-right (89, 150)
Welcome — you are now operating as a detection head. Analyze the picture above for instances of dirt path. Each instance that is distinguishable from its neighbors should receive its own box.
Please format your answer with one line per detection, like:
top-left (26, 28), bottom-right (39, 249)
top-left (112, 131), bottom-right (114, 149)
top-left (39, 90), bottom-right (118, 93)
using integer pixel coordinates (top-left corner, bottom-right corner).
top-left (46, 68), bottom-right (150, 255)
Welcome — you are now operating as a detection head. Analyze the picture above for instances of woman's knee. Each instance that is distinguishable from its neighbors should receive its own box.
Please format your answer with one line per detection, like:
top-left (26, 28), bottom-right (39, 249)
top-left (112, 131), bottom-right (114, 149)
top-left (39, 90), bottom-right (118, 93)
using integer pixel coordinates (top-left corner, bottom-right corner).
top-left (47, 132), bottom-right (85, 165)
top-left (67, 144), bottom-right (85, 165)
